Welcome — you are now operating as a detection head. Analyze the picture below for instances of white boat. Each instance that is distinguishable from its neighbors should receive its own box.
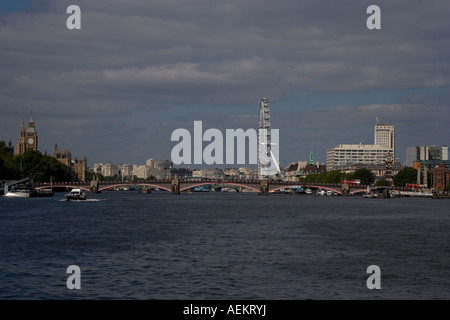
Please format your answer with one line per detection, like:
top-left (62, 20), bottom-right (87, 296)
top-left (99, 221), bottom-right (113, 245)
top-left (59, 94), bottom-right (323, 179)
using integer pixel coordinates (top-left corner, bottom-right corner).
top-left (65, 188), bottom-right (87, 201)
top-left (363, 193), bottom-right (377, 198)
top-left (4, 187), bottom-right (33, 198)
top-left (4, 182), bottom-right (54, 198)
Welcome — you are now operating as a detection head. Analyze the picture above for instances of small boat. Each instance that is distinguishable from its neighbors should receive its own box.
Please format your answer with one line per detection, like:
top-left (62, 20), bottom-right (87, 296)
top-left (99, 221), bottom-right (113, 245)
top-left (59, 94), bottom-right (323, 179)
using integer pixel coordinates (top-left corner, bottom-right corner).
top-left (139, 187), bottom-right (151, 194)
top-left (65, 188), bottom-right (87, 201)
top-left (363, 193), bottom-right (377, 198)
top-left (35, 188), bottom-right (54, 197)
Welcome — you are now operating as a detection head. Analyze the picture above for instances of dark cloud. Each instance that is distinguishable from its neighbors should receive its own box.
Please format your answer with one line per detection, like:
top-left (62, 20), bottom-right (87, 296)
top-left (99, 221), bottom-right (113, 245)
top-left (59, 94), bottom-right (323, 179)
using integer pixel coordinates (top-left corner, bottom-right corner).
top-left (1, 0), bottom-right (449, 165)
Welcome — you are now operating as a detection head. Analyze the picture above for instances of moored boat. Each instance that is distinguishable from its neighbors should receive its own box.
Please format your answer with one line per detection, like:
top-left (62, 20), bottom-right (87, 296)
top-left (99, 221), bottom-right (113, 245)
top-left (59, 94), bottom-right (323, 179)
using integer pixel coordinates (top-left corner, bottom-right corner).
top-left (4, 187), bottom-right (33, 198)
top-left (3, 179), bottom-right (54, 198)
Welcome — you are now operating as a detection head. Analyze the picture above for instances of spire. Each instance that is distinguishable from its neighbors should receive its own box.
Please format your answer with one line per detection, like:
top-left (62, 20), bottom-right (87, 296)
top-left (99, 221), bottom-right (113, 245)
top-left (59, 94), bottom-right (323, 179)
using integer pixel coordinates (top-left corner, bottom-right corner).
top-left (309, 151), bottom-right (315, 165)
top-left (27, 111), bottom-right (36, 132)
top-left (20, 118), bottom-right (25, 137)
top-left (28, 111), bottom-right (35, 127)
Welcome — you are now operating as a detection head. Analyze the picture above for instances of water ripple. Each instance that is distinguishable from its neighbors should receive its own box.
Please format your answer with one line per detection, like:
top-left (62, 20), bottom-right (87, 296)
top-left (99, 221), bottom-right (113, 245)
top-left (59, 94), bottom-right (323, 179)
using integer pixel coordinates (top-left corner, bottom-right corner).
top-left (0, 192), bottom-right (449, 299)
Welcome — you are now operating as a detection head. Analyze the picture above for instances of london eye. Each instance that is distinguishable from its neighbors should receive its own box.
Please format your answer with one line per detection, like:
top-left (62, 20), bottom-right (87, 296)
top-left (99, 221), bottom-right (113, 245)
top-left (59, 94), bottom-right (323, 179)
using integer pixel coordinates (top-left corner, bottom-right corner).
top-left (258, 98), bottom-right (282, 179)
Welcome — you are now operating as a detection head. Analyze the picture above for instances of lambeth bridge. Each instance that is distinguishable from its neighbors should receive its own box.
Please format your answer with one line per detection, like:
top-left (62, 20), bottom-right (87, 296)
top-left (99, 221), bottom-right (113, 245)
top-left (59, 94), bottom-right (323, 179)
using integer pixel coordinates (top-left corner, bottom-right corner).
top-left (34, 178), bottom-right (374, 196)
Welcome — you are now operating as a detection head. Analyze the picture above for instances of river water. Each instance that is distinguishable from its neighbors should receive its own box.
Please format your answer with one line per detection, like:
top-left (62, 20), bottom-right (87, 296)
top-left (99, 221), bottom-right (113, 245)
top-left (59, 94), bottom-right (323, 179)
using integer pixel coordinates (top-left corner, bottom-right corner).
top-left (0, 191), bottom-right (449, 300)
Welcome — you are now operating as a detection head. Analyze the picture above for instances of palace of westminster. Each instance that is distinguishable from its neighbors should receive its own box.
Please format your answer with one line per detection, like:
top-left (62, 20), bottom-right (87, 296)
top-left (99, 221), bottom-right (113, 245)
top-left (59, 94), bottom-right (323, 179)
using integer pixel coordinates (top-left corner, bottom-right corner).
top-left (14, 114), bottom-right (87, 181)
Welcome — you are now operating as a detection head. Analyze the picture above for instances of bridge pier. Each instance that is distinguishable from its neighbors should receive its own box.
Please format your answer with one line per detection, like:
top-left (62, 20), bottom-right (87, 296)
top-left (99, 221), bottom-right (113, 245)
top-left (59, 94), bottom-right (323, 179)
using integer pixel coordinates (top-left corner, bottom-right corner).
top-left (259, 179), bottom-right (269, 196)
top-left (171, 177), bottom-right (180, 195)
top-left (90, 179), bottom-right (100, 193)
top-left (341, 183), bottom-right (349, 196)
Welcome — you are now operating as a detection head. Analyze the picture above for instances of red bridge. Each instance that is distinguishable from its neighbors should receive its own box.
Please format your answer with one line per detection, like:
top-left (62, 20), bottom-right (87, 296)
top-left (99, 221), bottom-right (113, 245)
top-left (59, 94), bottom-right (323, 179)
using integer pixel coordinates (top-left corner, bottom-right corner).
top-left (35, 178), bottom-right (372, 196)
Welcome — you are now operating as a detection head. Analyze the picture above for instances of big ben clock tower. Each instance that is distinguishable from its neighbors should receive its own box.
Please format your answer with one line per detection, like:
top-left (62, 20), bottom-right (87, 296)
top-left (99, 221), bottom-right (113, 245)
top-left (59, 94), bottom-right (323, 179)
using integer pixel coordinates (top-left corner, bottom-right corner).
top-left (25, 114), bottom-right (38, 151)
top-left (15, 113), bottom-right (38, 155)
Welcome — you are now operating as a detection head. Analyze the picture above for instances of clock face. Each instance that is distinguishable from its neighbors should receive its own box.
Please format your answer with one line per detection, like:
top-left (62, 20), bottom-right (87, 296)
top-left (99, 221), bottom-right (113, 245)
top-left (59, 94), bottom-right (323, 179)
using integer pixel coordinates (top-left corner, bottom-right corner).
top-left (28, 138), bottom-right (34, 145)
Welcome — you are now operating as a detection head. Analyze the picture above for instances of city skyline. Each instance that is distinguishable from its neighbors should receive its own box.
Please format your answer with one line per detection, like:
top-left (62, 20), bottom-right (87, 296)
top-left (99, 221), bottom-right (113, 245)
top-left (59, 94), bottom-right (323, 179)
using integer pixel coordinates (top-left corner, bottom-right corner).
top-left (1, 0), bottom-right (449, 167)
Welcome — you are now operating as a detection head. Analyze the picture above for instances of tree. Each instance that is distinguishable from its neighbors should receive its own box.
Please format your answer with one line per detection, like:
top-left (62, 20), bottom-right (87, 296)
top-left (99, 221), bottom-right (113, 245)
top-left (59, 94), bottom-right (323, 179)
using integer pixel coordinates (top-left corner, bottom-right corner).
top-left (301, 173), bottom-right (319, 183)
top-left (86, 171), bottom-right (97, 181)
top-left (13, 149), bottom-right (71, 182)
top-left (353, 168), bottom-right (376, 185)
top-left (0, 141), bottom-right (19, 179)
top-left (375, 178), bottom-right (391, 186)
top-left (343, 172), bottom-right (355, 181)
top-left (0, 156), bottom-right (6, 178)
top-left (321, 170), bottom-right (343, 183)
top-left (393, 167), bottom-right (418, 187)
top-left (1, 141), bottom-right (76, 182)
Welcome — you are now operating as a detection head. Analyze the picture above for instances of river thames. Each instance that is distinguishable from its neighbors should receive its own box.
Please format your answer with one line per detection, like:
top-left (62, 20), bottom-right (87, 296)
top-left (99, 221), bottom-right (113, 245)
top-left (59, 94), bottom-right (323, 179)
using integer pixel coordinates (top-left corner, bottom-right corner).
top-left (0, 191), bottom-right (448, 299)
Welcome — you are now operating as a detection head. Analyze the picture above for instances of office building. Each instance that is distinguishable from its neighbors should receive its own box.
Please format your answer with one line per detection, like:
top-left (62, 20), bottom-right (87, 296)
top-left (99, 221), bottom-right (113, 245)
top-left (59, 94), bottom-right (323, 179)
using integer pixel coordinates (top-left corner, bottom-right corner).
top-left (374, 123), bottom-right (395, 149)
top-left (326, 143), bottom-right (393, 170)
top-left (327, 122), bottom-right (395, 171)
top-left (406, 145), bottom-right (448, 167)
top-left (374, 122), bottom-right (395, 158)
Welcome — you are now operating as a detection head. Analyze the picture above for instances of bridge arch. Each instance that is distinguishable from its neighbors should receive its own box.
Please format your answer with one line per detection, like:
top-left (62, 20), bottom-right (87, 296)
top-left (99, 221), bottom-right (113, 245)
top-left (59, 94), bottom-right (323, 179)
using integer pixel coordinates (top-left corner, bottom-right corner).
top-left (269, 185), bottom-right (304, 193)
top-left (349, 189), bottom-right (367, 195)
top-left (301, 185), bottom-right (343, 195)
top-left (35, 185), bottom-right (90, 192)
top-left (180, 182), bottom-right (259, 193)
top-left (99, 183), bottom-right (171, 192)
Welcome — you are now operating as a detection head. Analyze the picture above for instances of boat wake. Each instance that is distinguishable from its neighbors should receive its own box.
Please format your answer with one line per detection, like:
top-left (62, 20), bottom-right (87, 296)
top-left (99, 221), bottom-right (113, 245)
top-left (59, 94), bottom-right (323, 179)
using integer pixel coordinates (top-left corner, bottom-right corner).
top-left (58, 199), bottom-right (107, 202)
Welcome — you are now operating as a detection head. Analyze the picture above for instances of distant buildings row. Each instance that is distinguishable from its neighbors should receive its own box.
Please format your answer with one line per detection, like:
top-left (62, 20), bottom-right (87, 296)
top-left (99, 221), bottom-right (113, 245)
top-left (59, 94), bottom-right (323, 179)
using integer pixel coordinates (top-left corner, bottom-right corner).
top-left (92, 159), bottom-right (259, 180)
top-left (284, 156), bottom-right (403, 181)
top-left (311, 121), bottom-right (448, 186)
top-left (93, 158), bottom-right (173, 180)
top-left (408, 146), bottom-right (449, 192)
top-left (284, 160), bottom-right (327, 181)
top-left (325, 122), bottom-right (447, 168)
top-left (9, 115), bottom-right (449, 187)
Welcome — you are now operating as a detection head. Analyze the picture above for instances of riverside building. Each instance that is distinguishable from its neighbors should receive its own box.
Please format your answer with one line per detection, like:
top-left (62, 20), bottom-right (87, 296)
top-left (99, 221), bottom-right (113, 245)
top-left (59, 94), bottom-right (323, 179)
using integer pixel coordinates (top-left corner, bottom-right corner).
top-left (326, 143), bottom-right (393, 171)
top-left (326, 122), bottom-right (395, 171)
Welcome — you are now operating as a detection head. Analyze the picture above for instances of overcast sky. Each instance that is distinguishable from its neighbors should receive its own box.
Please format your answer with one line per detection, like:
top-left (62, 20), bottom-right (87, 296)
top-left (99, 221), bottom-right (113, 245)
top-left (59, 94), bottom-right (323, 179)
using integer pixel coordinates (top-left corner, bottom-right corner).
top-left (1, 0), bottom-right (449, 168)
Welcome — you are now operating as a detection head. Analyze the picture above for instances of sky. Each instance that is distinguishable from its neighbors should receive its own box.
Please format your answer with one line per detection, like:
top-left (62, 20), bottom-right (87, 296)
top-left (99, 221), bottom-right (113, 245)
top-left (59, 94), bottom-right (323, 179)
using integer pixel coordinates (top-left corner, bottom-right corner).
top-left (1, 0), bottom-right (449, 168)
